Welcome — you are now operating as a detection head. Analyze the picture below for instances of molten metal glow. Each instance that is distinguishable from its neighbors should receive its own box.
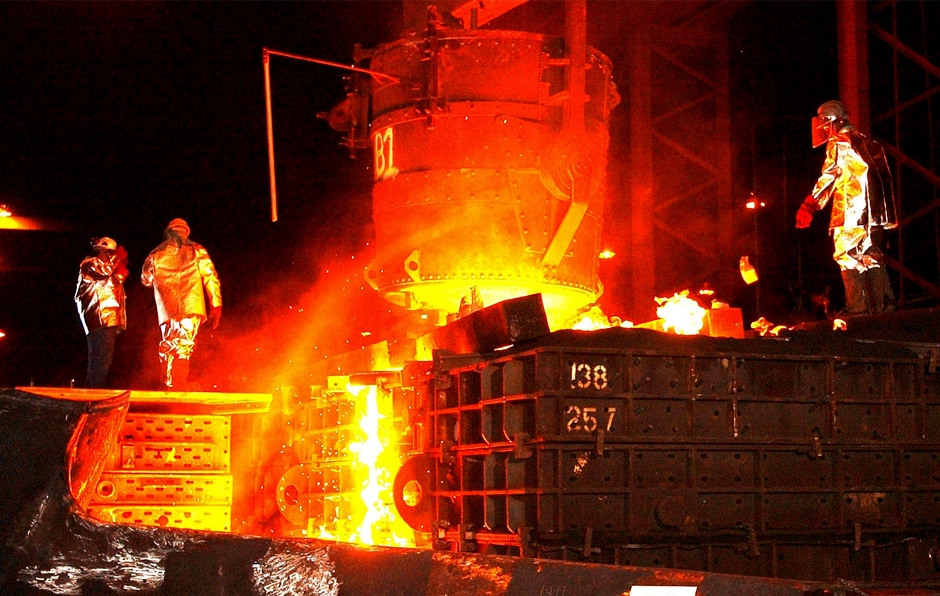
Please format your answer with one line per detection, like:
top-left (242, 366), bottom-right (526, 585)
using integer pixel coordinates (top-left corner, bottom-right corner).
top-left (739, 256), bottom-right (758, 285)
top-left (656, 291), bottom-right (706, 335)
top-left (345, 384), bottom-right (415, 547)
top-left (569, 305), bottom-right (632, 331)
top-left (750, 317), bottom-right (788, 337)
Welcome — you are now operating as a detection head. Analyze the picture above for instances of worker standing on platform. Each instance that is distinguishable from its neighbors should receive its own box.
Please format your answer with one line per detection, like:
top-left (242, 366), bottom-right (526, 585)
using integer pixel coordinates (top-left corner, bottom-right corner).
top-left (796, 100), bottom-right (898, 316)
top-left (75, 236), bottom-right (128, 388)
top-left (141, 218), bottom-right (222, 390)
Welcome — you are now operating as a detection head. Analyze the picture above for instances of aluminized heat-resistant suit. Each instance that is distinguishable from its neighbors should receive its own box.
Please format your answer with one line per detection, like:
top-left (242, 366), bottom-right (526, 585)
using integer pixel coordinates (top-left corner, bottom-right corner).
top-left (797, 100), bottom-right (898, 315)
top-left (141, 219), bottom-right (222, 389)
top-left (75, 237), bottom-right (127, 388)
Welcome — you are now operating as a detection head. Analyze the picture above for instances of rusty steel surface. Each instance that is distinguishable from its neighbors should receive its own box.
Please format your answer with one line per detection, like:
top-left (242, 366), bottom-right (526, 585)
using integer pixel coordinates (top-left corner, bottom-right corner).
top-left (392, 324), bottom-right (940, 585)
top-left (0, 386), bottom-right (891, 596)
top-left (5, 320), bottom-right (940, 593)
top-left (430, 293), bottom-right (551, 353)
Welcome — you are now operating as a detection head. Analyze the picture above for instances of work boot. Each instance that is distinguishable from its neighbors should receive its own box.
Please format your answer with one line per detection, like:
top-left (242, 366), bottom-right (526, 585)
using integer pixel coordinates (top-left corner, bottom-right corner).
top-left (169, 358), bottom-right (191, 390)
top-left (867, 267), bottom-right (896, 313)
top-left (840, 269), bottom-right (868, 315)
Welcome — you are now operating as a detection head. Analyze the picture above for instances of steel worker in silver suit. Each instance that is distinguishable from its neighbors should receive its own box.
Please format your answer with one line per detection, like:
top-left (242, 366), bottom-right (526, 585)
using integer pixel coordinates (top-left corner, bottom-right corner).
top-left (141, 218), bottom-right (222, 389)
top-left (75, 236), bottom-right (128, 388)
top-left (796, 100), bottom-right (898, 315)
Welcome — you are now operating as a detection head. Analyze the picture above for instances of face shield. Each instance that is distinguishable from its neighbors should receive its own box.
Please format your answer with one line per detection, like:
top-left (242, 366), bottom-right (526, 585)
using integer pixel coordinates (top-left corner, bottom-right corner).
top-left (811, 116), bottom-right (832, 148)
top-left (813, 100), bottom-right (848, 148)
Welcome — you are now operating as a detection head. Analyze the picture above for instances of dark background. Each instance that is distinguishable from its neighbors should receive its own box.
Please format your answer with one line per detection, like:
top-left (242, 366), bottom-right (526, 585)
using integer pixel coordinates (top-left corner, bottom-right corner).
top-left (0, 1), bottom-right (855, 390)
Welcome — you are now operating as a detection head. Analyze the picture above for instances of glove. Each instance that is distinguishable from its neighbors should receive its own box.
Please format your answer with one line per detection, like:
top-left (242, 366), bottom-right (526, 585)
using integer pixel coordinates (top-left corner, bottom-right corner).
top-left (113, 245), bottom-right (130, 279)
top-left (795, 195), bottom-right (819, 229)
top-left (207, 307), bottom-right (222, 330)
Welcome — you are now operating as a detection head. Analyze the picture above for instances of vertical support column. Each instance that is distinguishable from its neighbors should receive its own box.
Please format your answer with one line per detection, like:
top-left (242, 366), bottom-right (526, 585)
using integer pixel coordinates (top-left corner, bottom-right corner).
top-left (628, 26), bottom-right (656, 321)
top-left (715, 35), bottom-right (735, 302)
top-left (564, 0), bottom-right (586, 134)
top-left (837, 0), bottom-right (870, 133)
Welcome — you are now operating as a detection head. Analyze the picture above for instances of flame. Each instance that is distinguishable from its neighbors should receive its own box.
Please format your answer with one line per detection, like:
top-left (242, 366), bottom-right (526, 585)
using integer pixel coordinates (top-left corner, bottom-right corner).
top-left (567, 305), bottom-right (634, 331)
top-left (751, 317), bottom-right (788, 337)
top-left (656, 291), bottom-right (706, 335)
top-left (569, 306), bottom-right (612, 330)
top-left (344, 384), bottom-right (415, 547)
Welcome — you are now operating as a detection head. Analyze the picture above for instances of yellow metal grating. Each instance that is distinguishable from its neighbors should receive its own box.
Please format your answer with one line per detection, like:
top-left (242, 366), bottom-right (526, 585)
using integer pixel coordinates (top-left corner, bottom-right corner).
top-left (119, 414), bottom-right (230, 442)
top-left (85, 504), bottom-right (231, 532)
top-left (88, 472), bottom-right (232, 506)
top-left (105, 414), bottom-right (231, 472)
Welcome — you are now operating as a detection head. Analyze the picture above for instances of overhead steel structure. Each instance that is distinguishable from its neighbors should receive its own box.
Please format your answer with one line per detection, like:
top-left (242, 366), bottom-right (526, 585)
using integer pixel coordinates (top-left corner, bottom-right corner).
top-left (857, 0), bottom-right (940, 308)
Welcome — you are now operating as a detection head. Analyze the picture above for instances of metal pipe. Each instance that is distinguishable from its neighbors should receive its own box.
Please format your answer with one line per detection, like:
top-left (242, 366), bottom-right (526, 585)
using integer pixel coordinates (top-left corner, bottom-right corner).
top-left (262, 47), bottom-right (400, 222)
top-left (263, 49), bottom-right (278, 222)
top-left (264, 48), bottom-right (399, 84)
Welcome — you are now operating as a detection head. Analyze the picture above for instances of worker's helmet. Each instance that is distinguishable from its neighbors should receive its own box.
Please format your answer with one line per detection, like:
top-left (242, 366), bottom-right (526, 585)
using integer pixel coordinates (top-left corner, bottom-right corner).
top-left (812, 100), bottom-right (850, 148)
top-left (817, 100), bottom-right (849, 123)
top-left (165, 218), bottom-right (190, 238)
top-left (92, 236), bottom-right (117, 251)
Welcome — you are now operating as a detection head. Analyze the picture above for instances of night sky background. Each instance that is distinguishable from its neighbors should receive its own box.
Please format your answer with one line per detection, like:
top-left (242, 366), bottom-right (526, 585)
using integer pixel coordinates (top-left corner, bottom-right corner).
top-left (0, 1), bottom-right (866, 390)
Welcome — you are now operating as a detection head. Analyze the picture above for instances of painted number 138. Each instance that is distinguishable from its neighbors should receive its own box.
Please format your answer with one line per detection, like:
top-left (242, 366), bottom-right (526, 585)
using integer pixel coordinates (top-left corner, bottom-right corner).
top-left (570, 362), bottom-right (608, 390)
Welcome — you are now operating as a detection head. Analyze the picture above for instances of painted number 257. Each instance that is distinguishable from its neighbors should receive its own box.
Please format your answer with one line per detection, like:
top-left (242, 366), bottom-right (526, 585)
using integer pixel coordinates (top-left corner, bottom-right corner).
top-left (565, 405), bottom-right (617, 433)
